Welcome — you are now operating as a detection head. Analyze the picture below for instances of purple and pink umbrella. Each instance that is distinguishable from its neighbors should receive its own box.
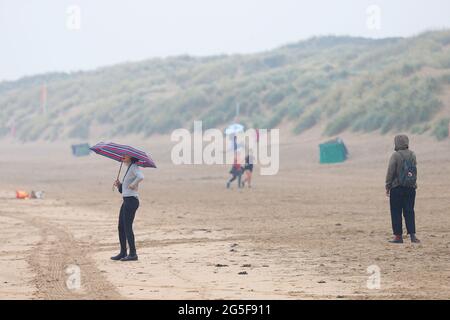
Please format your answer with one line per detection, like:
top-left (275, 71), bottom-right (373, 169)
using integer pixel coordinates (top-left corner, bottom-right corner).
top-left (90, 142), bottom-right (156, 190)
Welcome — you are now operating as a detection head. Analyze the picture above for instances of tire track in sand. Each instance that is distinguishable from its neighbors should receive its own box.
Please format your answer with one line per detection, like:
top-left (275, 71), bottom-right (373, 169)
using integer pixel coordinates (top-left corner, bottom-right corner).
top-left (1, 210), bottom-right (121, 299)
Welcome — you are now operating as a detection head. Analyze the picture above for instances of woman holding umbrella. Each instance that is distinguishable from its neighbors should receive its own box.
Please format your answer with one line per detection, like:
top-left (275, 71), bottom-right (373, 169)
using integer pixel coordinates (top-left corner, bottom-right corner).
top-left (90, 142), bottom-right (156, 262)
top-left (112, 155), bottom-right (144, 261)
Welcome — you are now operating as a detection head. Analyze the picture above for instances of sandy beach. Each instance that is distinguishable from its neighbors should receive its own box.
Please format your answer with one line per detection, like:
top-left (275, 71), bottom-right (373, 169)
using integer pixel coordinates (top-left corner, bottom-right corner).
top-left (1, 131), bottom-right (450, 299)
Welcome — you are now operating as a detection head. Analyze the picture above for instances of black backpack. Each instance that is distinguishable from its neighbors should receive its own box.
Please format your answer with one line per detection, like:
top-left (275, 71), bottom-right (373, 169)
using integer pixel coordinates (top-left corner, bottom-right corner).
top-left (398, 152), bottom-right (417, 188)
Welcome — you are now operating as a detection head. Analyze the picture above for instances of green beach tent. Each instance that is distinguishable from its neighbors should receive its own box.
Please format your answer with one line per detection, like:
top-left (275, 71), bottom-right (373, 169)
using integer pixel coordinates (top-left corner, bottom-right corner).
top-left (71, 143), bottom-right (91, 157)
top-left (319, 138), bottom-right (348, 164)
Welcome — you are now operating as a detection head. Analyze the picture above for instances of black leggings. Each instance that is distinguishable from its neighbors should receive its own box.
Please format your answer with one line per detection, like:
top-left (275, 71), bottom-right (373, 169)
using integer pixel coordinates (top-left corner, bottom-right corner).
top-left (118, 197), bottom-right (139, 255)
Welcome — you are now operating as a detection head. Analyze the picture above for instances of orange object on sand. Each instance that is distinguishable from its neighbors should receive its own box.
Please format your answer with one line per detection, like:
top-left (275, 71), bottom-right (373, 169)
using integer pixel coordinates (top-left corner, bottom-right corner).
top-left (16, 190), bottom-right (29, 199)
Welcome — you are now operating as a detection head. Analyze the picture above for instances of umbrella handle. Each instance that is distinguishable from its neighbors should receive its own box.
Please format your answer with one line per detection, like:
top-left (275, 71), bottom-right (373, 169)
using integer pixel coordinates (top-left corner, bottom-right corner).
top-left (113, 162), bottom-right (123, 191)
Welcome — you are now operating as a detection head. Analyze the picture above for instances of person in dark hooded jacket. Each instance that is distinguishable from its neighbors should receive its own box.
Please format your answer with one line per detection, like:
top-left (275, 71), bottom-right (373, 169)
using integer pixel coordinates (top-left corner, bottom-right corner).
top-left (385, 134), bottom-right (420, 244)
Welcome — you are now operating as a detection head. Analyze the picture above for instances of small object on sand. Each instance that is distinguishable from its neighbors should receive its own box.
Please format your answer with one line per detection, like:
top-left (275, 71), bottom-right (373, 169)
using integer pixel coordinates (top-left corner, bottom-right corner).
top-left (318, 280), bottom-right (326, 284)
top-left (241, 264), bottom-right (251, 268)
top-left (30, 190), bottom-right (45, 199)
top-left (215, 264), bottom-right (229, 268)
top-left (15, 190), bottom-right (29, 199)
top-left (238, 271), bottom-right (248, 275)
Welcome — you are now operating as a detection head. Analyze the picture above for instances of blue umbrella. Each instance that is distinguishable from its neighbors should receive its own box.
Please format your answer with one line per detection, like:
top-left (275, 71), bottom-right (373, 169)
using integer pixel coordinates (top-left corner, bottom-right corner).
top-left (225, 123), bottom-right (244, 135)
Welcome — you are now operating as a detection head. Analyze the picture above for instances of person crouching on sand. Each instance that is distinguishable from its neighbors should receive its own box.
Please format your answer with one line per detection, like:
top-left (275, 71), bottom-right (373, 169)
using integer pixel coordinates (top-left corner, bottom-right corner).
top-left (112, 155), bottom-right (144, 261)
top-left (227, 156), bottom-right (243, 189)
top-left (385, 134), bottom-right (420, 244)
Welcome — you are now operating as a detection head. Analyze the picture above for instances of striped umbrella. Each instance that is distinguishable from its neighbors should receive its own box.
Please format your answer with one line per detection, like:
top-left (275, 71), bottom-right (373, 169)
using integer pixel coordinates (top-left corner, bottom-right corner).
top-left (90, 142), bottom-right (156, 190)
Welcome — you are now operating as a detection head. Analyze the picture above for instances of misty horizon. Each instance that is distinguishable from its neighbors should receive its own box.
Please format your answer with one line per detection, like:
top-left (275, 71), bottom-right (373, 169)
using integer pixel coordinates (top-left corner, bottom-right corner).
top-left (2, 30), bottom-right (444, 83)
top-left (2, 0), bottom-right (450, 82)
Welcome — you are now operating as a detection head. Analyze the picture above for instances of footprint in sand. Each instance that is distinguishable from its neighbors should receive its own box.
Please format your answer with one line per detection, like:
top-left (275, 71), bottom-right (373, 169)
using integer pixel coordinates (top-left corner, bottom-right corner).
top-left (215, 264), bottom-right (229, 267)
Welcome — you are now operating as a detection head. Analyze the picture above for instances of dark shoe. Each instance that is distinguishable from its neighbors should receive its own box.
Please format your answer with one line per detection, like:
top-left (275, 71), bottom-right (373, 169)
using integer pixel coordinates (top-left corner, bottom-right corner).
top-left (120, 254), bottom-right (138, 261)
top-left (410, 235), bottom-right (421, 243)
top-left (111, 253), bottom-right (127, 261)
top-left (389, 235), bottom-right (403, 244)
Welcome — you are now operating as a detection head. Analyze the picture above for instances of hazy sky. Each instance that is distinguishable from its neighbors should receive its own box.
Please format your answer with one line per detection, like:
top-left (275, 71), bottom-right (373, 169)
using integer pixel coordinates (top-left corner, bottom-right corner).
top-left (1, 0), bottom-right (449, 81)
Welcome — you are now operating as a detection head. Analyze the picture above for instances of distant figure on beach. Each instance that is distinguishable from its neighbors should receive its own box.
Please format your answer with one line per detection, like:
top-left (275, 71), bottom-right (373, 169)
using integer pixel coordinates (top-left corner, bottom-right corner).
top-left (385, 134), bottom-right (420, 244)
top-left (112, 155), bottom-right (144, 261)
top-left (241, 154), bottom-right (254, 188)
top-left (227, 157), bottom-right (243, 189)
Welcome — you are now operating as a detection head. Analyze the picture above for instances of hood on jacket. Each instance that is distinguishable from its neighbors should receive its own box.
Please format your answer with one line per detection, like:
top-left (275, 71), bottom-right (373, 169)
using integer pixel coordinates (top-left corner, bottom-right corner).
top-left (394, 134), bottom-right (409, 151)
